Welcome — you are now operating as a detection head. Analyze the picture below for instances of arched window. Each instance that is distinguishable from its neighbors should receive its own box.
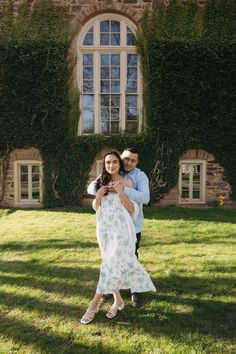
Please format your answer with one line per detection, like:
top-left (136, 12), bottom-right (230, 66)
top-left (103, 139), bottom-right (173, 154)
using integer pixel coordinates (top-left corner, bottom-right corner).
top-left (77, 14), bottom-right (141, 135)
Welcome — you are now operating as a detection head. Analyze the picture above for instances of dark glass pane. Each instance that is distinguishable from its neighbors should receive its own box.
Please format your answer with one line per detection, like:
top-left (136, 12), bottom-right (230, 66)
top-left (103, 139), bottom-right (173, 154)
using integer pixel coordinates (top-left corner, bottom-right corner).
top-left (101, 121), bottom-right (109, 133)
top-left (32, 166), bottom-right (39, 174)
top-left (101, 108), bottom-right (109, 121)
top-left (111, 33), bottom-right (120, 46)
top-left (111, 54), bottom-right (120, 65)
top-left (83, 81), bottom-right (93, 93)
top-left (111, 108), bottom-right (119, 120)
top-left (101, 95), bottom-right (109, 107)
top-left (20, 172), bottom-right (28, 199)
top-left (127, 67), bottom-right (137, 80)
top-left (111, 21), bottom-right (120, 32)
top-left (182, 190), bottom-right (189, 198)
top-left (20, 165), bottom-right (28, 174)
top-left (83, 33), bottom-right (93, 46)
top-left (111, 121), bottom-right (119, 133)
top-left (126, 120), bottom-right (138, 133)
top-left (100, 34), bottom-right (109, 45)
top-left (111, 67), bottom-right (120, 79)
top-left (127, 80), bottom-right (137, 93)
top-left (88, 26), bottom-right (93, 33)
top-left (127, 107), bottom-right (138, 120)
top-left (83, 109), bottom-right (94, 133)
top-left (127, 53), bottom-right (137, 66)
top-left (100, 20), bottom-right (109, 32)
top-left (127, 95), bottom-right (137, 108)
top-left (127, 33), bottom-right (135, 46)
top-left (111, 95), bottom-right (120, 107)
top-left (32, 190), bottom-right (40, 200)
top-left (83, 95), bottom-right (93, 107)
top-left (83, 66), bottom-right (93, 80)
top-left (111, 81), bottom-right (120, 93)
top-left (101, 80), bottom-right (110, 93)
top-left (83, 53), bottom-right (93, 65)
top-left (101, 54), bottom-right (109, 65)
top-left (101, 67), bottom-right (109, 79)
top-left (192, 191), bottom-right (200, 199)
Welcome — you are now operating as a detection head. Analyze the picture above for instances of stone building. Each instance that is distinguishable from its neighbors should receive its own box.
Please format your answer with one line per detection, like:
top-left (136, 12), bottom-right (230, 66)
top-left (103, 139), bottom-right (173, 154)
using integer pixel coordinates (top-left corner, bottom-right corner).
top-left (0, 0), bottom-right (233, 208)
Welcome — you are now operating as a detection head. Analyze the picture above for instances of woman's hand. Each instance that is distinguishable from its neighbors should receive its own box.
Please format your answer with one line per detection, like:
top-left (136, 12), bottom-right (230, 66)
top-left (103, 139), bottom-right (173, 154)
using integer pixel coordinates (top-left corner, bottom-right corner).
top-left (96, 185), bottom-right (108, 199)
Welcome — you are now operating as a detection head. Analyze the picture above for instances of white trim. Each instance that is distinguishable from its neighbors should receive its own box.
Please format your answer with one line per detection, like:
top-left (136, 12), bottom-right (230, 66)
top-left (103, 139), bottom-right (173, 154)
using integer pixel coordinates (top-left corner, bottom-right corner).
top-left (178, 159), bottom-right (206, 204)
top-left (77, 13), bottom-right (142, 135)
top-left (14, 160), bottom-right (43, 206)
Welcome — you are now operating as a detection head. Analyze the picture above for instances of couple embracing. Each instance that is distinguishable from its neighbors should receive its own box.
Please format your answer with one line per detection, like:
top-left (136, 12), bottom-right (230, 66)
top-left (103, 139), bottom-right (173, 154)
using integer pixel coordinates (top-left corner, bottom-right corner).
top-left (80, 148), bottom-right (156, 324)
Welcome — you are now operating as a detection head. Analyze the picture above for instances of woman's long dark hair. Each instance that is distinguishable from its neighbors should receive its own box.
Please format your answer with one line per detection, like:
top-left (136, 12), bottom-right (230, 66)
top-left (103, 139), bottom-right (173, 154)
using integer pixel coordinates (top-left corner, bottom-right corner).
top-left (96, 151), bottom-right (124, 191)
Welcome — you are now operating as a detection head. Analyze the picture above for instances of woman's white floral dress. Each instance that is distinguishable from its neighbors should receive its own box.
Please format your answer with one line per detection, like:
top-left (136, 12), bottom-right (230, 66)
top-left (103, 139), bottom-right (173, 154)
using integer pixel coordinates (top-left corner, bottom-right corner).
top-left (95, 192), bottom-right (156, 294)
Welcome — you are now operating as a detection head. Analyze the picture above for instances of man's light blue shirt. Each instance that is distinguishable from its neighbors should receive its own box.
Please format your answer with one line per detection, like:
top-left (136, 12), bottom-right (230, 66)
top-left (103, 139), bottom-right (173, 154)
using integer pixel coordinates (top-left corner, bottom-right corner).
top-left (87, 167), bottom-right (150, 234)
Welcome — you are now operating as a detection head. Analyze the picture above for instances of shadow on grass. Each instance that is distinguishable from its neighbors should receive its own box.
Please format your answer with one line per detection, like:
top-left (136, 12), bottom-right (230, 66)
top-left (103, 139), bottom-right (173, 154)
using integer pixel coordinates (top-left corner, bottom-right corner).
top-left (0, 239), bottom-right (98, 252)
top-left (144, 206), bottom-right (236, 224)
top-left (0, 315), bottom-right (124, 354)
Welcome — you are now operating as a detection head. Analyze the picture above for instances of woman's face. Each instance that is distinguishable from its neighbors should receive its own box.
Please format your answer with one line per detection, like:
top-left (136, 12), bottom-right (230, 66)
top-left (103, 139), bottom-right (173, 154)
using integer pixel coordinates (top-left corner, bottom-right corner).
top-left (105, 154), bottom-right (120, 175)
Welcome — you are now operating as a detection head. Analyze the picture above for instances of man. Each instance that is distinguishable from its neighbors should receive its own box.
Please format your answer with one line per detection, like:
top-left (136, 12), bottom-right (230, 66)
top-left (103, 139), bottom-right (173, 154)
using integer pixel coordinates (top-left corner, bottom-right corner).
top-left (87, 147), bottom-right (150, 307)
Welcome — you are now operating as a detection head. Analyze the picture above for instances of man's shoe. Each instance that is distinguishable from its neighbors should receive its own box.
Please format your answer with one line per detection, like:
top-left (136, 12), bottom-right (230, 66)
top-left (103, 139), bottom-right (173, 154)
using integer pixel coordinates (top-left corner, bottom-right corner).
top-left (102, 294), bottom-right (113, 302)
top-left (131, 292), bottom-right (142, 308)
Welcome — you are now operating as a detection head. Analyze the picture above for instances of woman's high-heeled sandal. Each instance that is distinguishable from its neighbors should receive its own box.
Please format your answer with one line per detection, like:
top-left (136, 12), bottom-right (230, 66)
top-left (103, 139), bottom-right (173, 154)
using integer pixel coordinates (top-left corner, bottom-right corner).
top-left (106, 301), bottom-right (124, 319)
top-left (80, 305), bottom-right (99, 324)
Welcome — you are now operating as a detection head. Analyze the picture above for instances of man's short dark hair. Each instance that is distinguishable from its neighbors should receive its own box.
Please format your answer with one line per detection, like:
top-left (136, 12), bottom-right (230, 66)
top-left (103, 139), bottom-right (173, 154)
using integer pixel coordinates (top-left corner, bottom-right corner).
top-left (123, 147), bottom-right (139, 155)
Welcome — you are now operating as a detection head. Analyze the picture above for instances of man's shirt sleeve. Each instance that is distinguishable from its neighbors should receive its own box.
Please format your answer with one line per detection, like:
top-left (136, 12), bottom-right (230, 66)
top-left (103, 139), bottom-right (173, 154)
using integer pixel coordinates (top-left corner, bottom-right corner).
top-left (87, 180), bottom-right (97, 196)
top-left (123, 172), bottom-right (150, 205)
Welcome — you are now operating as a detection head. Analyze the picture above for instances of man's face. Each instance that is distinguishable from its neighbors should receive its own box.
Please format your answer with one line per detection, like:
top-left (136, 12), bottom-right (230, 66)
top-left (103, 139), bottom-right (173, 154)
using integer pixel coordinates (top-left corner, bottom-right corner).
top-left (121, 150), bottom-right (139, 172)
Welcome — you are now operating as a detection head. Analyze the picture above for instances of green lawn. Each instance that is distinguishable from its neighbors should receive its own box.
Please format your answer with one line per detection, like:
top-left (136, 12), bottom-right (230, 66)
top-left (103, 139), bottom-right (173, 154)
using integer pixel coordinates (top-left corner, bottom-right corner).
top-left (0, 207), bottom-right (235, 354)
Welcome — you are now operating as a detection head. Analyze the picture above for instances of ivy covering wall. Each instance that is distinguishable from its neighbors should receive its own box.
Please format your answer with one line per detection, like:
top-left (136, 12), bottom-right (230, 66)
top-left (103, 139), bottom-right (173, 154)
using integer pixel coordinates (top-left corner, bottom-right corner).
top-left (0, 0), bottom-right (235, 206)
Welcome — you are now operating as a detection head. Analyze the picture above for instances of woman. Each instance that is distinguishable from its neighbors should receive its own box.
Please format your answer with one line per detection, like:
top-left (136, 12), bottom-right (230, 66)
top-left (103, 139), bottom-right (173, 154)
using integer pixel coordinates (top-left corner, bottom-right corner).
top-left (80, 151), bottom-right (156, 324)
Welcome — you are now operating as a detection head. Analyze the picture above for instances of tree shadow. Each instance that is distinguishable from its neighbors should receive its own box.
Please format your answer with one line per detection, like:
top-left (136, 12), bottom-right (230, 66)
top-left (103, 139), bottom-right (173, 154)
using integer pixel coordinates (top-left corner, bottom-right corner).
top-left (144, 206), bottom-right (236, 224)
top-left (0, 239), bottom-right (98, 252)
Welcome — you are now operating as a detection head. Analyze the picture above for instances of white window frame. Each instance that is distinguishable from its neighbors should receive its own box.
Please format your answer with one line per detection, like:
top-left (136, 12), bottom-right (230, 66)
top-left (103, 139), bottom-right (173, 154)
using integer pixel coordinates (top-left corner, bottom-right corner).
top-left (14, 160), bottom-right (43, 207)
top-left (178, 159), bottom-right (206, 204)
top-left (77, 14), bottom-right (142, 135)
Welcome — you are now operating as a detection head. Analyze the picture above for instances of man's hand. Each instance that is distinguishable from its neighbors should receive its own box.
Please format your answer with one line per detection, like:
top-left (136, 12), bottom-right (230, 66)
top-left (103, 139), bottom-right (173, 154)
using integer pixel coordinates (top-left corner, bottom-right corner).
top-left (112, 181), bottom-right (124, 194)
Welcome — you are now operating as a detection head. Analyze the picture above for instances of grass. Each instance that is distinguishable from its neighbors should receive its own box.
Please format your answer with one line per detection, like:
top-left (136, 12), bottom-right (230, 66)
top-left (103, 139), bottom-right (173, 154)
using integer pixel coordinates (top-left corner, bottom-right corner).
top-left (0, 206), bottom-right (235, 354)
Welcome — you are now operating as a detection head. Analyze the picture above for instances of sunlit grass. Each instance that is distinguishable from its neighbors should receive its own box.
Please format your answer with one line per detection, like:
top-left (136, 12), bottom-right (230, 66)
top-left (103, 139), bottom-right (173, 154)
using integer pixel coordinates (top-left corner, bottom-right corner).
top-left (0, 207), bottom-right (235, 353)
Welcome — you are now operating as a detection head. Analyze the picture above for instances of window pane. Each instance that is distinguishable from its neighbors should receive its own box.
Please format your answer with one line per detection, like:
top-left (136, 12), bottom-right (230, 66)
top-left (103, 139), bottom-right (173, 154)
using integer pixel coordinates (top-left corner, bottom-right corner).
top-left (111, 95), bottom-right (120, 107)
top-left (127, 80), bottom-right (137, 93)
top-left (83, 53), bottom-right (93, 65)
top-left (100, 20), bottom-right (109, 32)
top-left (127, 107), bottom-right (138, 120)
top-left (181, 164), bottom-right (190, 199)
top-left (101, 67), bottom-right (109, 79)
top-left (127, 54), bottom-right (137, 66)
top-left (100, 34), bottom-right (109, 45)
top-left (111, 33), bottom-right (120, 46)
top-left (111, 67), bottom-right (120, 79)
top-left (101, 80), bottom-right (110, 93)
top-left (101, 121), bottom-right (109, 133)
top-left (111, 108), bottom-right (119, 120)
top-left (101, 54), bottom-right (109, 65)
top-left (127, 67), bottom-right (137, 80)
top-left (126, 120), bottom-right (138, 133)
top-left (101, 108), bottom-right (109, 121)
top-left (83, 33), bottom-right (93, 45)
top-left (127, 33), bottom-right (135, 46)
top-left (32, 166), bottom-right (39, 174)
top-left (192, 164), bottom-right (201, 199)
top-left (111, 81), bottom-right (120, 93)
top-left (83, 67), bottom-right (93, 80)
top-left (111, 54), bottom-right (120, 65)
top-left (83, 81), bottom-right (93, 93)
top-left (83, 95), bottom-right (93, 107)
top-left (127, 95), bottom-right (137, 108)
top-left (101, 95), bottom-right (109, 107)
top-left (111, 21), bottom-right (120, 32)
top-left (111, 121), bottom-right (119, 133)
top-left (83, 109), bottom-right (94, 133)
top-left (20, 168), bottom-right (28, 200)
top-left (32, 170), bottom-right (40, 201)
